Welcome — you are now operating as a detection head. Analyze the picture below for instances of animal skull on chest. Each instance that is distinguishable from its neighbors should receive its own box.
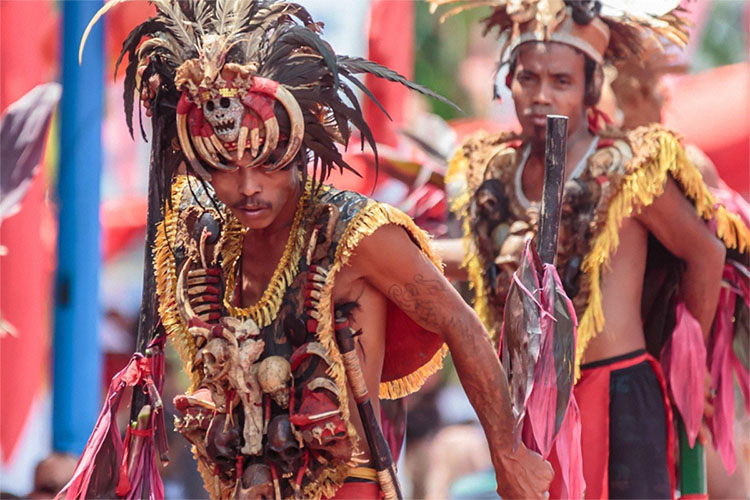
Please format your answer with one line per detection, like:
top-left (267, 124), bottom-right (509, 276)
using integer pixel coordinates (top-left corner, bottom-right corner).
top-left (258, 356), bottom-right (292, 409)
top-left (266, 414), bottom-right (305, 478)
top-left (196, 319), bottom-right (266, 455)
top-left (239, 463), bottom-right (274, 499)
top-left (200, 338), bottom-right (231, 388)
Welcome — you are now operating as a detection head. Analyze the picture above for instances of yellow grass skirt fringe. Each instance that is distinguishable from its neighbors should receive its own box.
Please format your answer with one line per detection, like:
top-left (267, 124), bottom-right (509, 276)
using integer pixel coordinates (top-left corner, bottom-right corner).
top-left (576, 126), bottom-right (750, 380)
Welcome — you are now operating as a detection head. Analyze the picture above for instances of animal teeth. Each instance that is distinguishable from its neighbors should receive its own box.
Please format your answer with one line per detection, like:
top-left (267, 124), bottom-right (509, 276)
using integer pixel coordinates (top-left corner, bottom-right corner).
top-left (215, 119), bottom-right (236, 132)
top-left (282, 471), bottom-right (293, 479)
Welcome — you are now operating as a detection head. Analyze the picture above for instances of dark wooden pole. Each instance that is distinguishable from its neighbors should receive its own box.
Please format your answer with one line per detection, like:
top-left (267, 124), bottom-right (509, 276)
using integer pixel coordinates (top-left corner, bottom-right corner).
top-left (536, 115), bottom-right (568, 265)
top-left (334, 318), bottom-right (402, 500)
top-left (128, 145), bottom-right (164, 424)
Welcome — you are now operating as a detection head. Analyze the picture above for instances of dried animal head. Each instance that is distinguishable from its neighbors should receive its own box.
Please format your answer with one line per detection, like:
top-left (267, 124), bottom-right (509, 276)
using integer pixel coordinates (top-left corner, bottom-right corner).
top-left (266, 415), bottom-right (304, 477)
top-left (240, 463), bottom-right (274, 499)
top-left (258, 356), bottom-right (292, 409)
top-left (206, 413), bottom-right (241, 476)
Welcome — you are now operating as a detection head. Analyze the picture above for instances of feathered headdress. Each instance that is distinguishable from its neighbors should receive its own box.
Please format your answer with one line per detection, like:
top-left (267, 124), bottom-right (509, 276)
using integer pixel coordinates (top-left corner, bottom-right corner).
top-left (428, 0), bottom-right (689, 64)
top-left (81, 0), bottom-right (452, 191)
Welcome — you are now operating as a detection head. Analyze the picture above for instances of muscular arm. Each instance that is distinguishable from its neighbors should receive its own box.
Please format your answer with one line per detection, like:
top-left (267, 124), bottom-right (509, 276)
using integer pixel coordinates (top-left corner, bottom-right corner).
top-left (636, 177), bottom-right (726, 338)
top-left (350, 224), bottom-right (552, 499)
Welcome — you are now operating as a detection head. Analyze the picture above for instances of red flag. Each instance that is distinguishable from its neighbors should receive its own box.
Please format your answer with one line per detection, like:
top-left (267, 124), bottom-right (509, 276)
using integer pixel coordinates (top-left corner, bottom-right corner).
top-left (0, 0), bottom-right (58, 475)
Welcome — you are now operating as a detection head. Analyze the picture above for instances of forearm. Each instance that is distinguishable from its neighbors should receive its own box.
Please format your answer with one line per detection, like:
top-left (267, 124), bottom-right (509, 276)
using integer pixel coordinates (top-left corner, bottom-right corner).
top-left (682, 240), bottom-right (725, 338)
top-left (433, 238), bottom-right (469, 281)
top-left (382, 270), bottom-right (514, 452)
top-left (446, 309), bottom-right (514, 455)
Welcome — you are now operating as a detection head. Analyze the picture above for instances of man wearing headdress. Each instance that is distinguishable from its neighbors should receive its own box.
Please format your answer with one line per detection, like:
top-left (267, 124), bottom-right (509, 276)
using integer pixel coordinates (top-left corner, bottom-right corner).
top-left (431, 0), bottom-right (750, 497)
top-left (59, 1), bottom-right (553, 499)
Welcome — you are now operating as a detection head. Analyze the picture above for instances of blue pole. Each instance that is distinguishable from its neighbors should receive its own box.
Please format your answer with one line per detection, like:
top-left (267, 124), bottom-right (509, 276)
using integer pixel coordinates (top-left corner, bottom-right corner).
top-left (53, 0), bottom-right (104, 454)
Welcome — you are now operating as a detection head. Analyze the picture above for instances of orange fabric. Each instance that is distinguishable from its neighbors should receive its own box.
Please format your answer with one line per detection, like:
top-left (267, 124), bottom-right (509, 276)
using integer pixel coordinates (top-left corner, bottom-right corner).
top-left (325, 482), bottom-right (383, 500)
top-left (381, 300), bottom-right (444, 384)
top-left (549, 352), bottom-right (675, 499)
top-left (573, 358), bottom-right (613, 500)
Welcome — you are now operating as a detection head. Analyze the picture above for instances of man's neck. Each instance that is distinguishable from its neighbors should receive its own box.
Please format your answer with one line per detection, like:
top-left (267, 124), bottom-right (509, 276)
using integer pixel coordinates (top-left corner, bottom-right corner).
top-left (527, 122), bottom-right (596, 179)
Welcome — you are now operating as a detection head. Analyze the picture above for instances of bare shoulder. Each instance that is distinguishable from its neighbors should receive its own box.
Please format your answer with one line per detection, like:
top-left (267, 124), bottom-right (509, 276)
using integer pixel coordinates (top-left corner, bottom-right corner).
top-left (347, 223), bottom-right (429, 278)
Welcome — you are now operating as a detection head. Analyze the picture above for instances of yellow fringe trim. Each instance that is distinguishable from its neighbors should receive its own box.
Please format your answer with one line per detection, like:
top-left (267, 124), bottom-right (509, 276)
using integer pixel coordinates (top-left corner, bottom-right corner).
top-left (445, 146), bottom-right (472, 219)
top-left (195, 451), bottom-right (221, 499)
top-left (379, 343), bottom-right (450, 400)
top-left (313, 201), bottom-right (449, 406)
top-left (154, 175), bottom-right (202, 391)
top-left (576, 126), bottom-right (750, 380)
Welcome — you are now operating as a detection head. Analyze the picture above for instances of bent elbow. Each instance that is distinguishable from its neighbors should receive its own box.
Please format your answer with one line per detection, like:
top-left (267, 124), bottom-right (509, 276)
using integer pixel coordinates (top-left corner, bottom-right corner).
top-left (697, 235), bottom-right (726, 277)
top-left (709, 236), bottom-right (727, 270)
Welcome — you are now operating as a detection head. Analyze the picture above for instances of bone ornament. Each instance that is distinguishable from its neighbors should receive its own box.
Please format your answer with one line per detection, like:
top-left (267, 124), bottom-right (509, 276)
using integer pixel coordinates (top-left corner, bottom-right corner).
top-left (206, 413), bottom-right (242, 477)
top-left (233, 344), bottom-right (265, 456)
top-left (239, 463), bottom-right (275, 500)
top-left (174, 74), bottom-right (304, 172)
top-left (258, 356), bottom-right (293, 409)
top-left (266, 414), bottom-right (305, 479)
top-left (191, 313), bottom-right (266, 456)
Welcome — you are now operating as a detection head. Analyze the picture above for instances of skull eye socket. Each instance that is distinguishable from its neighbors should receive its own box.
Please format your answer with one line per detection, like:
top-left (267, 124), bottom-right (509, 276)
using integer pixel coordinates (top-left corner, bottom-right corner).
top-left (206, 101), bottom-right (215, 112)
top-left (220, 97), bottom-right (231, 108)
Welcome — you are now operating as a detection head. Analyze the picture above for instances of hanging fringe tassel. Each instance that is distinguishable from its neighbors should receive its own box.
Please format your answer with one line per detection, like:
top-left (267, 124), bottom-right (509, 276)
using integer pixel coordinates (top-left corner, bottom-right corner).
top-left (56, 337), bottom-right (167, 500)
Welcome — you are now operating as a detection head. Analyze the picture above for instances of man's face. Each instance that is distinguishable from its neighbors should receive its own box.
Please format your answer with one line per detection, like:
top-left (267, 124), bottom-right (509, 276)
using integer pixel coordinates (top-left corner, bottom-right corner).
top-left (209, 151), bottom-right (300, 230)
top-left (510, 42), bottom-right (588, 144)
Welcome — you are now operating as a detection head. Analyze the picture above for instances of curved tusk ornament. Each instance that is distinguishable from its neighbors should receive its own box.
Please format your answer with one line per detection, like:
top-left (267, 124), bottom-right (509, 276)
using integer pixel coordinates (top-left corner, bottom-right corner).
top-left (268, 84), bottom-right (305, 171)
top-left (193, 135), bottom-right (220, 168)
top-left (208, 133), bottom-right (233, 161)
top-left (237, 125), bottom-right (249, 161)
top-left (176, 257), bottom-right (199, 324)
top-left (250, 117), bottom-right (279, 167)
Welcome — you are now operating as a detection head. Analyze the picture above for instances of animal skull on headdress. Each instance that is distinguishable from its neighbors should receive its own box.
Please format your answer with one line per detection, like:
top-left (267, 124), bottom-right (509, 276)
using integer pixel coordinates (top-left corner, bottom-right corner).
top-left (83, 0), bottom-right (454, 193)
top-left (202, 96), bottom-right (244, 143)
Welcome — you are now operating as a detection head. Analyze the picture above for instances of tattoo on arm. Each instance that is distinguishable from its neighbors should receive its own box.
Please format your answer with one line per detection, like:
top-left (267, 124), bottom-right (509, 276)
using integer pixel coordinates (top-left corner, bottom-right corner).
top-left (387, 274), bottom-right (450, 330)
top-left (387, 273), bottom-right (514, 452)
top-left (387, 274), bottom-right (474, 341)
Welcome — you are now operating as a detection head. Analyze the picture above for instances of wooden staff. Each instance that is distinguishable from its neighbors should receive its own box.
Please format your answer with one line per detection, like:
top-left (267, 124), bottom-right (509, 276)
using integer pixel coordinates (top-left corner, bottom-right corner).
top-left (334, 315), bottom-right (402, 500)
top-left (536, 115), bottom-right (568, 265)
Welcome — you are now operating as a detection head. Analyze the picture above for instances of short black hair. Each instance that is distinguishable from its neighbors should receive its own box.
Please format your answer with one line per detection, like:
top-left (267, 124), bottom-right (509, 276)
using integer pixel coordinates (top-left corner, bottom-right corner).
top-left (503, 44), bottom-right (602, 106)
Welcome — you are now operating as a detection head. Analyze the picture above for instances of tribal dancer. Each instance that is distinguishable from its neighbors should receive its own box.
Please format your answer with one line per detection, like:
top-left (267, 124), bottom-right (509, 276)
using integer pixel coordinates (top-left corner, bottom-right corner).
top-left (60, 1), bottom-right (553, 499)
top-left (431, 0), bottom-right (750, 498)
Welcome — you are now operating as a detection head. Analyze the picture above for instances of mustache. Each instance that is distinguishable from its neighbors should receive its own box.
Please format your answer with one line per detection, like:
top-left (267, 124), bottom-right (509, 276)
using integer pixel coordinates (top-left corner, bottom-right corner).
top-left (523, 105), bottom-right (557, 117)
top-left (232, 196), bottom-right (271, 210)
